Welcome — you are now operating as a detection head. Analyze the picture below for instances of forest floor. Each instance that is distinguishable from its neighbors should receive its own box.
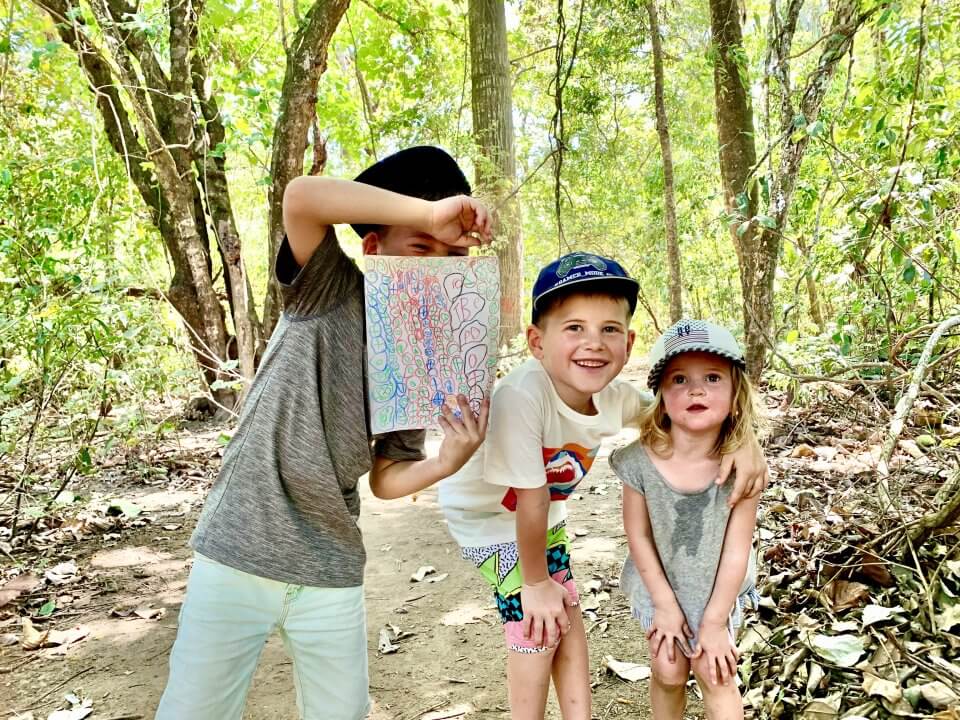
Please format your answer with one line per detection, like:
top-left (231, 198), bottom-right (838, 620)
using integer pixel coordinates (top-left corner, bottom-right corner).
top-left (2, 359), bottom-right (959, 720)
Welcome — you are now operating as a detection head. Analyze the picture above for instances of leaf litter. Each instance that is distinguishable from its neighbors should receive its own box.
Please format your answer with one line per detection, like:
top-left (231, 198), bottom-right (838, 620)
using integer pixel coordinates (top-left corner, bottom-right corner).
top-left (739, 385), bottom-right (960, 718)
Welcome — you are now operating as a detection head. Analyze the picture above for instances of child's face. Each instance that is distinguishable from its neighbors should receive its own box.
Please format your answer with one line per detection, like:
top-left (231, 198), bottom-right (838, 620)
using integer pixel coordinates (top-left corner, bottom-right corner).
top-left (526, 294), bottom-right (635, 414)
top-left (364, 225), bottom-right (470, 257)
top-left (660, 352), bottom-right (734, 436)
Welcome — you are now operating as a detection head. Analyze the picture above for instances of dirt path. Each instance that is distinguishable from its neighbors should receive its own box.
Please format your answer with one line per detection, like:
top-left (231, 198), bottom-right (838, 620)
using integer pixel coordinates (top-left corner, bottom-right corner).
top-left (2, 367), bottom-right (683, 719)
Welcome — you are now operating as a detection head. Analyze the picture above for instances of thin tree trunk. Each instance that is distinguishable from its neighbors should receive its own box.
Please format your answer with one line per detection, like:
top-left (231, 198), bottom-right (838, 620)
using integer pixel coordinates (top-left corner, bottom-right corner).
top-left (708, 0), bottom-right (764, 377)
top-left (264, 0), bottom-right (351, 337)
top-left (645, 0), bottom-right (682, 323)
top-left (34, 0), bottom-right (296, 408)
top-left (469, 0), bottom-right (523, 346)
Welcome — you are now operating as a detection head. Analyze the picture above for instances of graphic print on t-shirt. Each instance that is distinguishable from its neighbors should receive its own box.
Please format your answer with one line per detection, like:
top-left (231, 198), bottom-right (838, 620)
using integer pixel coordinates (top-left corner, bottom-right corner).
top-left (499, 443), bottom-right (597, 511)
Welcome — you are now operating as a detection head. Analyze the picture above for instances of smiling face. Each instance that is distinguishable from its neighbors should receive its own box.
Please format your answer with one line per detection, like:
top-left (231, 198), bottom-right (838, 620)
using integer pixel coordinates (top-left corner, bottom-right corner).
top-left (660, 351), bottom-right (735, 437)
top-left (362, 225), bottom-right (469, 257)
top-left (527, 293), bottom-right (635, 414)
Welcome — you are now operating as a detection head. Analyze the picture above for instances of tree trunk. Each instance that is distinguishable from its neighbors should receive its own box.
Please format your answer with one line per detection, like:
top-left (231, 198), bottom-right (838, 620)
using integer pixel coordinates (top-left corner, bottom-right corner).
top-left (708, 0), bottom-right (765, 378)
top-left (645, 0), bottom-right (682, 323)
top-left (32, 0), bottom-right (335, 408)
top-left (469, 0), bottom-right (524, 346)
top-left (264, 0), bottom-right (351, 337)
top-left (710, 0), bottom-right (868, 377)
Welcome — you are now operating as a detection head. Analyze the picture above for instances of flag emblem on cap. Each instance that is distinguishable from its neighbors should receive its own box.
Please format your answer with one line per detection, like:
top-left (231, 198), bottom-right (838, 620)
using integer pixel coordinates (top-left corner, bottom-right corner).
top-left (664, 320), bottom-right (710, 352)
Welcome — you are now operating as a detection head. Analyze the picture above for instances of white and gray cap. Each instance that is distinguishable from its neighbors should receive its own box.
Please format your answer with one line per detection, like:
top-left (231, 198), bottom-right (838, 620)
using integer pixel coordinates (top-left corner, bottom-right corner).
top-left (646, 319), bottom-right (746, 390)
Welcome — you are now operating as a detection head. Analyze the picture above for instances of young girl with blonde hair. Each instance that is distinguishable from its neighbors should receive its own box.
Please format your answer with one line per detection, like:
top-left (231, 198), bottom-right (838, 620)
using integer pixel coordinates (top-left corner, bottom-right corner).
top-left (612, 319), bottom-right (762, 719)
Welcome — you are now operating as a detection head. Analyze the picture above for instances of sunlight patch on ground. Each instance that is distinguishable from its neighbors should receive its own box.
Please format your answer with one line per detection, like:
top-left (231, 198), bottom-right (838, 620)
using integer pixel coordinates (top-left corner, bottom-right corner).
top-left (569, 535), bottom-right (620, 564)
top-left (79, 616), bottom-right (173, 646)
top-left (90, 546), bottom-right (172, 569)
top-left (440, 602), bottom-right (493, 626)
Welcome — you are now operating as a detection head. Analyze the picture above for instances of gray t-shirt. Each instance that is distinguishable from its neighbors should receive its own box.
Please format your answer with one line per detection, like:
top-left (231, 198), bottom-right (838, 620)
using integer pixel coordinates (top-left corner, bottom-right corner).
top-left (191, 229), bottom-right (426, 587)
top-left (611, 441), bottom-right (756, 643)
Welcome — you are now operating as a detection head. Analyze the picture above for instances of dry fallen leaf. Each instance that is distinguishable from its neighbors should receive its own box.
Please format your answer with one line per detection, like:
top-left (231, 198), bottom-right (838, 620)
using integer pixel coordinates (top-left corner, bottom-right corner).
top-left (133, 607), bottom-right (166, 620)
top-left (919, 681), bottom-right (960, 710)
top-left (43, 562), bottom-right (78, 586)
top-left (47, 695), bottom-right (93, 720)
top-left (377, 627), bottom-right (399, 654)
top-left (791, 444), bottom-right (817, 458)
top-left (604, 655), bottom-right (651, 682)
top-left (862, 672), bottom-right (902, 702)
top-left (823, 579), bottom-right (871, 612)
top-left (21, 618), bottom-right (89, 651)
top-left (410, 566), bottom-right (436, 583)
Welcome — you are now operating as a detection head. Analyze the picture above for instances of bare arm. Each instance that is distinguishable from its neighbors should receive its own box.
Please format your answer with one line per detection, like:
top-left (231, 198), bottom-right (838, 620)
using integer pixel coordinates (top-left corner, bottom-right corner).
top-left (282, 177), bottom-right (492, 267)
top-left (369, 396), bottom-right (488, 500)
top-left (695, 491), bottom-right (760, 685)
top-left (282, 177), bottom-right (432, 267)
top-left (623, 483), bottom-right (692, 659)
top-left (515, 485), bottom-right (570, 648)
top-left (701, 492), bottom-right (759, 626)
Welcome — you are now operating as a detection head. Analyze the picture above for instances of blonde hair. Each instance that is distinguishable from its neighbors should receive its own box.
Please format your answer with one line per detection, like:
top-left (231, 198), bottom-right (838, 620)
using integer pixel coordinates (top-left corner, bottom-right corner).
top-left (638, 359), bottom-right (762, 458)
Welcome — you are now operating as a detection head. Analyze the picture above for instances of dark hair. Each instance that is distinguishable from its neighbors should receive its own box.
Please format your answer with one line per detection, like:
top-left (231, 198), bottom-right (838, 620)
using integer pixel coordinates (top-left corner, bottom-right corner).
top-left (532, 283), bottom-right (635, 326)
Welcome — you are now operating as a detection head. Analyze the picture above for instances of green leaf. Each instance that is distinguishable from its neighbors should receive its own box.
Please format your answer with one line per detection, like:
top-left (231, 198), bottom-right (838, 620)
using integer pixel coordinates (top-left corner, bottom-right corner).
top-left (756, 214), bottom-right (777, 229)
top-left (38, 599), bottom-right (56, 616)
top-left (809, 633), bottom-right (865, 667)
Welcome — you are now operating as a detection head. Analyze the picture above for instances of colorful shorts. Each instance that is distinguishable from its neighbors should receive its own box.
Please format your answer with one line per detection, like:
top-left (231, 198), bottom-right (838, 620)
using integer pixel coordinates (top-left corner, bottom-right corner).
top-left (461, 523), bottom-right (580, 653)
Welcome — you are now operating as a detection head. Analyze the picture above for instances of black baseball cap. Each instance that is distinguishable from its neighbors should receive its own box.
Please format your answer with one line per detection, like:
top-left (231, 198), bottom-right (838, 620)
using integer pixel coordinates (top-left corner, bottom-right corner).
top-left (351, 146), bottom-right (471, 238)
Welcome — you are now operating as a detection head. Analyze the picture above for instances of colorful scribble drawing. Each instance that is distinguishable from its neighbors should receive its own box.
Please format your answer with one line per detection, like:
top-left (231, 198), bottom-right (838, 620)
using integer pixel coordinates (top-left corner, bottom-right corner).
top-left (364, 256), bottom-right (500, 433)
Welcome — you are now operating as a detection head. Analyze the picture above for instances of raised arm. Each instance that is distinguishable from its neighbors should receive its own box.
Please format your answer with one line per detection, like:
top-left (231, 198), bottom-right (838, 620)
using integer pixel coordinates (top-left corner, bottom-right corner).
top-left (696, 491), bottom-right (760, 685)
top-left (282, 177), bottom-right (431, 266)
top-left (623, 484), bottom-right (693, 661)
top-left (282, 177), bottom-right (491, 267)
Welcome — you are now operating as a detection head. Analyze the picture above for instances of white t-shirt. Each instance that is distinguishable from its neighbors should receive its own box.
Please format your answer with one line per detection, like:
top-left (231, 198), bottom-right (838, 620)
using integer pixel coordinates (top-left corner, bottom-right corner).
top-left (439, 359), bottom-right (651, 546)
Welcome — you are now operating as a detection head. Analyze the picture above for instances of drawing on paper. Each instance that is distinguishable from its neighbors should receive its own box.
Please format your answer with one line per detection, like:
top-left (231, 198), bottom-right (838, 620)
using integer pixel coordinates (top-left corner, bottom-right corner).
top-left (365, 256), bottom-right (500, 433)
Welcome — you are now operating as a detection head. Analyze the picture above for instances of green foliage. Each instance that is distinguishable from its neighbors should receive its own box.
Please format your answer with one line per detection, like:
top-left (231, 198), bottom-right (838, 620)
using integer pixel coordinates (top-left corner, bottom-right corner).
top-left (2, 0), bottom-right (958, 468)
top-left (0, 5), bottom-right (200, 479)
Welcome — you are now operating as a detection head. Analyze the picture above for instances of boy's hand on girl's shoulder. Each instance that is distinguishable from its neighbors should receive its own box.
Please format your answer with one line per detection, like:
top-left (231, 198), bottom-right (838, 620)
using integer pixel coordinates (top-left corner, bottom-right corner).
top-left (520, 578), bottom-right (571, 648)
top-left (692, 620), bottom-right (739, 686)
top-left (427, 195), bottom-right (493, 248)
top-left (647, 604), bottom-right (694, 662)
top-left (435, 395), bottom-right (490, 477)
top-left (719, 437), bottom-right (769, 507)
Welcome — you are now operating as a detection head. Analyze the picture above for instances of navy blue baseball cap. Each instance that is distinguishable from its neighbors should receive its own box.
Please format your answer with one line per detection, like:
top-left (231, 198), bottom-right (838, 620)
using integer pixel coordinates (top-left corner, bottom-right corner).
top-left (531, 251), bottom-right (639, 323)
top-left (351, 146), bottom-right (471, 238)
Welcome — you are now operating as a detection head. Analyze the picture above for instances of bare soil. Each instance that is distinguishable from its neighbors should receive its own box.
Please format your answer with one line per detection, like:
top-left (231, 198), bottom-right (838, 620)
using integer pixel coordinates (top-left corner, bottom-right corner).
top-left (1, 364), bottom-right (693, 719)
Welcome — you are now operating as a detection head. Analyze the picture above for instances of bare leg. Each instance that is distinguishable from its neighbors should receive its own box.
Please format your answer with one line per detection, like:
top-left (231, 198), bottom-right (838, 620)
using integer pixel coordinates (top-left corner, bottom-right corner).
top-left (550, 606), bottom-right (591, 720)
top-left (649, 648), bottom-right (690, 720)
top-left (691, 654), bottom-right (744, 720)
top-left (508, 645), bottom-right (556, 720)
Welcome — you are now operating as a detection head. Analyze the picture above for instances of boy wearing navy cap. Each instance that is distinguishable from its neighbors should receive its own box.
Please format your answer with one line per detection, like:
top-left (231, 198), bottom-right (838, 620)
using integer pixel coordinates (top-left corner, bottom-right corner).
top-left (439, 252), bottom-right (767, 719)
top-left (157, 147), bottom-right (492, 720)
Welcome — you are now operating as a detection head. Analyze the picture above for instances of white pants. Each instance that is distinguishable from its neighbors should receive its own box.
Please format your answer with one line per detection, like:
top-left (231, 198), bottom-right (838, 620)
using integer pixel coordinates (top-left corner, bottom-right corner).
top-left (155, 553), bottom-right (369, 720)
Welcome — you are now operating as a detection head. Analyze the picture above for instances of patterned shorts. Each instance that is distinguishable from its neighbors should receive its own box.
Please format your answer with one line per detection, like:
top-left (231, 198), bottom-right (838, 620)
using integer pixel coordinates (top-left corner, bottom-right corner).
top-left (461, 523), bottom-right (580, 653)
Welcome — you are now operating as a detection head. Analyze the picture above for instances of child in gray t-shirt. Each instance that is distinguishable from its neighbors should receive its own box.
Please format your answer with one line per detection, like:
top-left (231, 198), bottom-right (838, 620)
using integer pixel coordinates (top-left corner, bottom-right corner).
top-left (612, 319), bottom-right (763, 720)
